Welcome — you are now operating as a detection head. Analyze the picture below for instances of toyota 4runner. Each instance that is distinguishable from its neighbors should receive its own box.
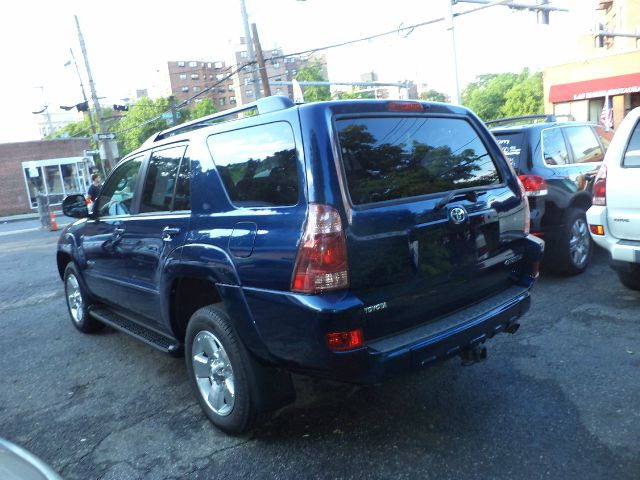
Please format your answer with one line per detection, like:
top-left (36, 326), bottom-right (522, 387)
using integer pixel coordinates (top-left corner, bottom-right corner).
top-left (58, 97), bottom-right (544, 434)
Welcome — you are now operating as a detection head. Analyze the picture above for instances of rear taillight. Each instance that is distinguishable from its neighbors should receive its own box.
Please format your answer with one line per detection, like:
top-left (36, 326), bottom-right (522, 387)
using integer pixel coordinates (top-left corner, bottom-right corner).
top-left (592, 165), bottom-right (607, 206)
top-left (516, 177), bottom-right (531, 235)
top-left (291, 204), bottom-right (349, 294)
top-left (518, 175), bottom-right (548, 196)
top-left (326, 329), bottom-right (363, 351)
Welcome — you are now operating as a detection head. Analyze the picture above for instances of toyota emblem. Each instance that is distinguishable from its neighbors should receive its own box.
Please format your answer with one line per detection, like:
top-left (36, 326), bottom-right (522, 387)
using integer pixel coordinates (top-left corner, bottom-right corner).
top-left (449, 206), bottom-right (467, 224)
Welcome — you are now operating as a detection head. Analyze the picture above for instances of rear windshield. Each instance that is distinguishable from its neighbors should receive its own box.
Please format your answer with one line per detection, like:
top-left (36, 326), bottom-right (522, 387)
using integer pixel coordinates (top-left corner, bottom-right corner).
top-left (336, 116), bottom-right (502, 205)
top-left (493, 132), bottom-right (524, 168)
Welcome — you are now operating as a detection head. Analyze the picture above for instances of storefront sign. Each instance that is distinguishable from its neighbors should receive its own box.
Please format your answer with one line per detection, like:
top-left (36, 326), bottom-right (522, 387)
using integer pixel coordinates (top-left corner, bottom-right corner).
top-left (549, 73), bottom-right (640, 103)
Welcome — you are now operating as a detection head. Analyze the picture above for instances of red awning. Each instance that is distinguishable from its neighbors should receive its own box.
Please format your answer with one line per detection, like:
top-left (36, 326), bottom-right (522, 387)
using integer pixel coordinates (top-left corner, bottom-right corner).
top-left (549, 72), bottom-right (640, 103)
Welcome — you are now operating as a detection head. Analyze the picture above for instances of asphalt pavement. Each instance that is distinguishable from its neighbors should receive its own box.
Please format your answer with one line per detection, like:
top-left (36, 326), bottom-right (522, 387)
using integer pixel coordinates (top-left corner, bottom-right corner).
top-left (0, 220), bottom-right (638, 480)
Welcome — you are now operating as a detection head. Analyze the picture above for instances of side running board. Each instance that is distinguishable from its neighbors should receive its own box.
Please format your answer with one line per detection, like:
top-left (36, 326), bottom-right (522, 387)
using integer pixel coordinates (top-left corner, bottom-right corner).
top-left (89, 306), bottom-right (181, 355)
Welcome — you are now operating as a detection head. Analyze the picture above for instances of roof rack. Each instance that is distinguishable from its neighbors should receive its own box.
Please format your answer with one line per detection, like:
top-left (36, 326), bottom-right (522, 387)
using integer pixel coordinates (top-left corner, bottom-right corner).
top-left (142, 95), bottom-right (295, 146)
top-left (485, 114), bottom-right (558, 127)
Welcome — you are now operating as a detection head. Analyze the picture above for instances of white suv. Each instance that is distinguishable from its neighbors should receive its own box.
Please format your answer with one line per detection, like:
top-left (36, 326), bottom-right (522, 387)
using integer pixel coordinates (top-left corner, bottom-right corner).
top-left (587, 106), bottom-right (640, 290)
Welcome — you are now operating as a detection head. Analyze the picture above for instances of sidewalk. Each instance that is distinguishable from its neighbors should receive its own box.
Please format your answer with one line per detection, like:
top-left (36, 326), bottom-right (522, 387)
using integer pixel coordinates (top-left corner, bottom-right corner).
top-left (0, 209), bottom-right (63, 224)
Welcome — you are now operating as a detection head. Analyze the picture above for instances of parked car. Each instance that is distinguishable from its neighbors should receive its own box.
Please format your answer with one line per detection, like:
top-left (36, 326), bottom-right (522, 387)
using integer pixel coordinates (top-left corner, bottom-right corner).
top-left (587, 106), bottom-right (640, 290)
top-left (0, 437), bottom-right (62, 480)
top-left (58, 97), bottom-right (543, 434)
top-left (489, 115), bottom-right (611, 275)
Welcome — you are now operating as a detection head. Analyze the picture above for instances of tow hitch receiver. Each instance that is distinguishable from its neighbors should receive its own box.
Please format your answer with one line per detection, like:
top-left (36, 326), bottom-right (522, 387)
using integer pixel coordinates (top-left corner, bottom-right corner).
top-left (460, 346), bottom-right (487, 366)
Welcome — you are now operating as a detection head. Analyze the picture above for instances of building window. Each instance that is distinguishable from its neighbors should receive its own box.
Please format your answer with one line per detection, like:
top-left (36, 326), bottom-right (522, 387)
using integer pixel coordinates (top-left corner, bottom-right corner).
top-left (240, 51), bottom-right (248, 58)
top-left (230, 96), bottom-right (236, 104)
top-left (244, 77), bottom-right (252, 85)
top-left (228, 85), bottom-right (235, 91)
top-left (272, 49), bottom-right (280, 56)
top-left (189, 61), bottom-right (197, 67)
top-left (276, 88), bottom-right (282, 94)
top-left (214, 61), bottom-right (223, 69)
top-left (178, 61), bottom-right (185, 67)
top-left (219, 98), bottom-right (226, 106)
top-left (179, 74), bottom-right (187, 80)
top-left (207, 62), bottom-right (212, 68)
top-left (181, 86), bottom-right (189, 92)
top-left (246, 89), bottom-right (253, 97)
top-left (272, 62), bottom-right (280, 69)
top-left (193, 86), bottom-right (200, 92)
top-left (291, 69), bottom-right (297, 76)
top-left (216, 73), bottom-right (224, 81)
top-left (195, 98), bottom-right (202, 103)
top-left (275, 76), bottom-right (282, 82)
top-left (191, 74), bottom-right (199, 80)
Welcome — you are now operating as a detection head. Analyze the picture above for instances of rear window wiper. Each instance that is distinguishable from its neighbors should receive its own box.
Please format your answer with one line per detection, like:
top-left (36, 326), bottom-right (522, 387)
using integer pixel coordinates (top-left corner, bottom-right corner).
top-left (434, 190), bottom-right (478, 211)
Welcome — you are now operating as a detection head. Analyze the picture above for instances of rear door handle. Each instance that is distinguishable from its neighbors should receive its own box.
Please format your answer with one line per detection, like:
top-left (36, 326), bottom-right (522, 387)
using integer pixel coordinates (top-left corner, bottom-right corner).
top-left (162, 226), bottom-right (181, 242)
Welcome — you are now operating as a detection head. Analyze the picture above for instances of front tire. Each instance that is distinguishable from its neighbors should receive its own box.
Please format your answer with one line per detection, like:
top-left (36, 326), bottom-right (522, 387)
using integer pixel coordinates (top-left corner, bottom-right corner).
top-left (185, 306), bottom-right (257, 434)
top-left (64, 263), bottom-right (103, 333)
top-left (552, 208), bottom-right (592, 276)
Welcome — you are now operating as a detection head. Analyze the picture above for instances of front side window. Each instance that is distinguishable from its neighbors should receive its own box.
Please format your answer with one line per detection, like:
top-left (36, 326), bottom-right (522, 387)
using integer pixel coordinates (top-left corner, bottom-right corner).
top-left (542, 127), bottom-right (569, 166)
top-left (139, 146), bottom-right (186, 213)
top-left (336, 116), bottom-right (501, 205)
top-left (623, 120), bottom-right (640, 167)
top-left (564, 126), bottom-right (604, 163)
top-left (96, 157), bottom-right (143, 216)
top-left (207, 122), bottom-right (298, 207)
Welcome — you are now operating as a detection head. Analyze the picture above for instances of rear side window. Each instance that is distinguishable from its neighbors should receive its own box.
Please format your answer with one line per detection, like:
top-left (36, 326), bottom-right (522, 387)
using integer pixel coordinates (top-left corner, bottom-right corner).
top-left (564, 126), bottom-right (603, 163)
top-left (623, 120), bottom-right (640, 167)
top-left (494, 132), bottom-right (524, 169)
top-left (207, 122), bottom-right (298, 207)
top-left (336, 116), bottom-right (502, 205)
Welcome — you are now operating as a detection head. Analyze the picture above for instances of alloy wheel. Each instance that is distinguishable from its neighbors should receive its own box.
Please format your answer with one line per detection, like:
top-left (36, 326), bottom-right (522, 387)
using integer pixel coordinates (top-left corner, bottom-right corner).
top-left (192, 331), bottom-right (235, 416)
top-left (66, 274), bottom-right (84, 324)
top-left (569, 217), bottom-right (590, 268)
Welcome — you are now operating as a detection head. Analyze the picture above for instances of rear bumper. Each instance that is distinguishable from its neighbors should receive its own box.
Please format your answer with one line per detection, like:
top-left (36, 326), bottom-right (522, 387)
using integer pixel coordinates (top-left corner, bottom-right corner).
top-left (244, 285), bottom-right (531, 384)
top-left (587, 206), bottom-right (640, 265)
top-left (326, 285), bottom-right (531, 384)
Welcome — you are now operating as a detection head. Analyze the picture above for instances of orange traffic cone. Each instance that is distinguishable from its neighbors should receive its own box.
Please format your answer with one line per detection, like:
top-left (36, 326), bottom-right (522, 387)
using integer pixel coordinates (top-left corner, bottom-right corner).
top-left (49, 209), bottom-right (58, 232)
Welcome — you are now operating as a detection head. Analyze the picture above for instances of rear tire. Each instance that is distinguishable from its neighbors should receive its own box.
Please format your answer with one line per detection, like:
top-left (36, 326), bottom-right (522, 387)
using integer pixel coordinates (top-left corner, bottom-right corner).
top-left (617, 267), bottom-right (640, 291)
top-left (64, 263), bottom-right (103, 333)
top-left (185, 305), bottom-right (258, 434)
top-left (552, 208), bottom-right (592, 276)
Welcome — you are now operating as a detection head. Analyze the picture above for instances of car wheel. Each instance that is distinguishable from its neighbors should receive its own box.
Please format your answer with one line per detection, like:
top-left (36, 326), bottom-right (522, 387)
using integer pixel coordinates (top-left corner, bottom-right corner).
top-left (617, 266), bottom-right (640, 291)
top-left (64, 263), bottom-right (103, 333)
top-left (553, 208), bottom-right (592, 276)
top-left (185, 305), bottom-right (258, 434)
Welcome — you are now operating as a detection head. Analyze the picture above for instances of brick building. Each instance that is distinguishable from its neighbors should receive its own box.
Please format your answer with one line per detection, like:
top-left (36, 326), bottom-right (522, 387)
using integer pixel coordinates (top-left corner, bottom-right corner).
top-left (544, 0), bottom-right (640, 129)
top-left (168, 42), bottom-right (327, 111)
top-left (0, 138), bottom-right (90, 216)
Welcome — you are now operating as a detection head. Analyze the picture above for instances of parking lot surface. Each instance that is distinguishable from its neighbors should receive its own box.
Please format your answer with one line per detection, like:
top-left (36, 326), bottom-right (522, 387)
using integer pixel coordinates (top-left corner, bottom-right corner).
top-left (1, 225), bottom-right (638, 479)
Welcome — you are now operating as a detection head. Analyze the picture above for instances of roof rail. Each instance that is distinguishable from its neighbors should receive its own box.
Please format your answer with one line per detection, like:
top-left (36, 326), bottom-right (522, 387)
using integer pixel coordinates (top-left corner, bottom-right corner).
top-left (143, 95), bottom-right (295, 146)
top-left (485, 114), bottom-right (558, 127)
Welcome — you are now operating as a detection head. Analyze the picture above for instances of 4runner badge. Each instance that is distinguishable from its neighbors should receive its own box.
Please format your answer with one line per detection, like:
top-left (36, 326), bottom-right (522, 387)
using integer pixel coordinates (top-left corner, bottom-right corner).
top-left (449, 206), bottom-right (467, 225)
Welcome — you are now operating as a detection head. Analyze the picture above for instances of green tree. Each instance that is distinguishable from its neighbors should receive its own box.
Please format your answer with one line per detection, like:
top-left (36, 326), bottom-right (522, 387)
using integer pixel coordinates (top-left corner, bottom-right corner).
top-left (461, 68), bottom-right (543, 121)
top-left (185, 97), bottom-right (217, 120)
top-left (116, 97), bottom-right (171, 157)
top-left (334, 88), bottom-right (375, 100)
top-left (419, 89), bottom-right (449, 103)
top-left (294, 60), bottom-right (331, 102)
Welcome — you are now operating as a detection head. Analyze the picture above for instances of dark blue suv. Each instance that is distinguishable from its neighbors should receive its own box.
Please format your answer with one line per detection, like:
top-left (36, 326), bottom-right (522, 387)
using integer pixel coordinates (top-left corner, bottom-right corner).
top-left (58, 97), bottom-right (543, 434)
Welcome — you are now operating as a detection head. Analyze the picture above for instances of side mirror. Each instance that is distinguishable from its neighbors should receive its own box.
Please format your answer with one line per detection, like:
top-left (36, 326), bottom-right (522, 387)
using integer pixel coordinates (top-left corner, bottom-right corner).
top-left (62, 194), bottom-right (89, 218)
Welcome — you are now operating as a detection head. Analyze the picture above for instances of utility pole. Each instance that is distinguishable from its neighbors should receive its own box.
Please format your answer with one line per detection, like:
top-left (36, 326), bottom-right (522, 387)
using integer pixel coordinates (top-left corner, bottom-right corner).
top-left (169, 96), bottom-right (178, 126)
top-left (445, 0), bottom-right (461, 104)
top-left (251, 23), bottom-right (272, 97)
top-left (239, 0), bottom-right (261, 98)
top-left (74, 15), bottom-right (115, 172)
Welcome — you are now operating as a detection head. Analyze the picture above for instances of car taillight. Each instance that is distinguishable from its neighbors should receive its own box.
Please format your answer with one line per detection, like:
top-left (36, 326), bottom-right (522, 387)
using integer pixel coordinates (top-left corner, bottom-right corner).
top-left (326, 329), bottom-right (363, 351)
top-left (592, 165), bottom-right (607, 206)
top-left (516, 177), bottom-right (531, 235)
top-left (291, 204), bottom-right (349, 294)
top-left (518, 175), bottom-right (548, 196)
